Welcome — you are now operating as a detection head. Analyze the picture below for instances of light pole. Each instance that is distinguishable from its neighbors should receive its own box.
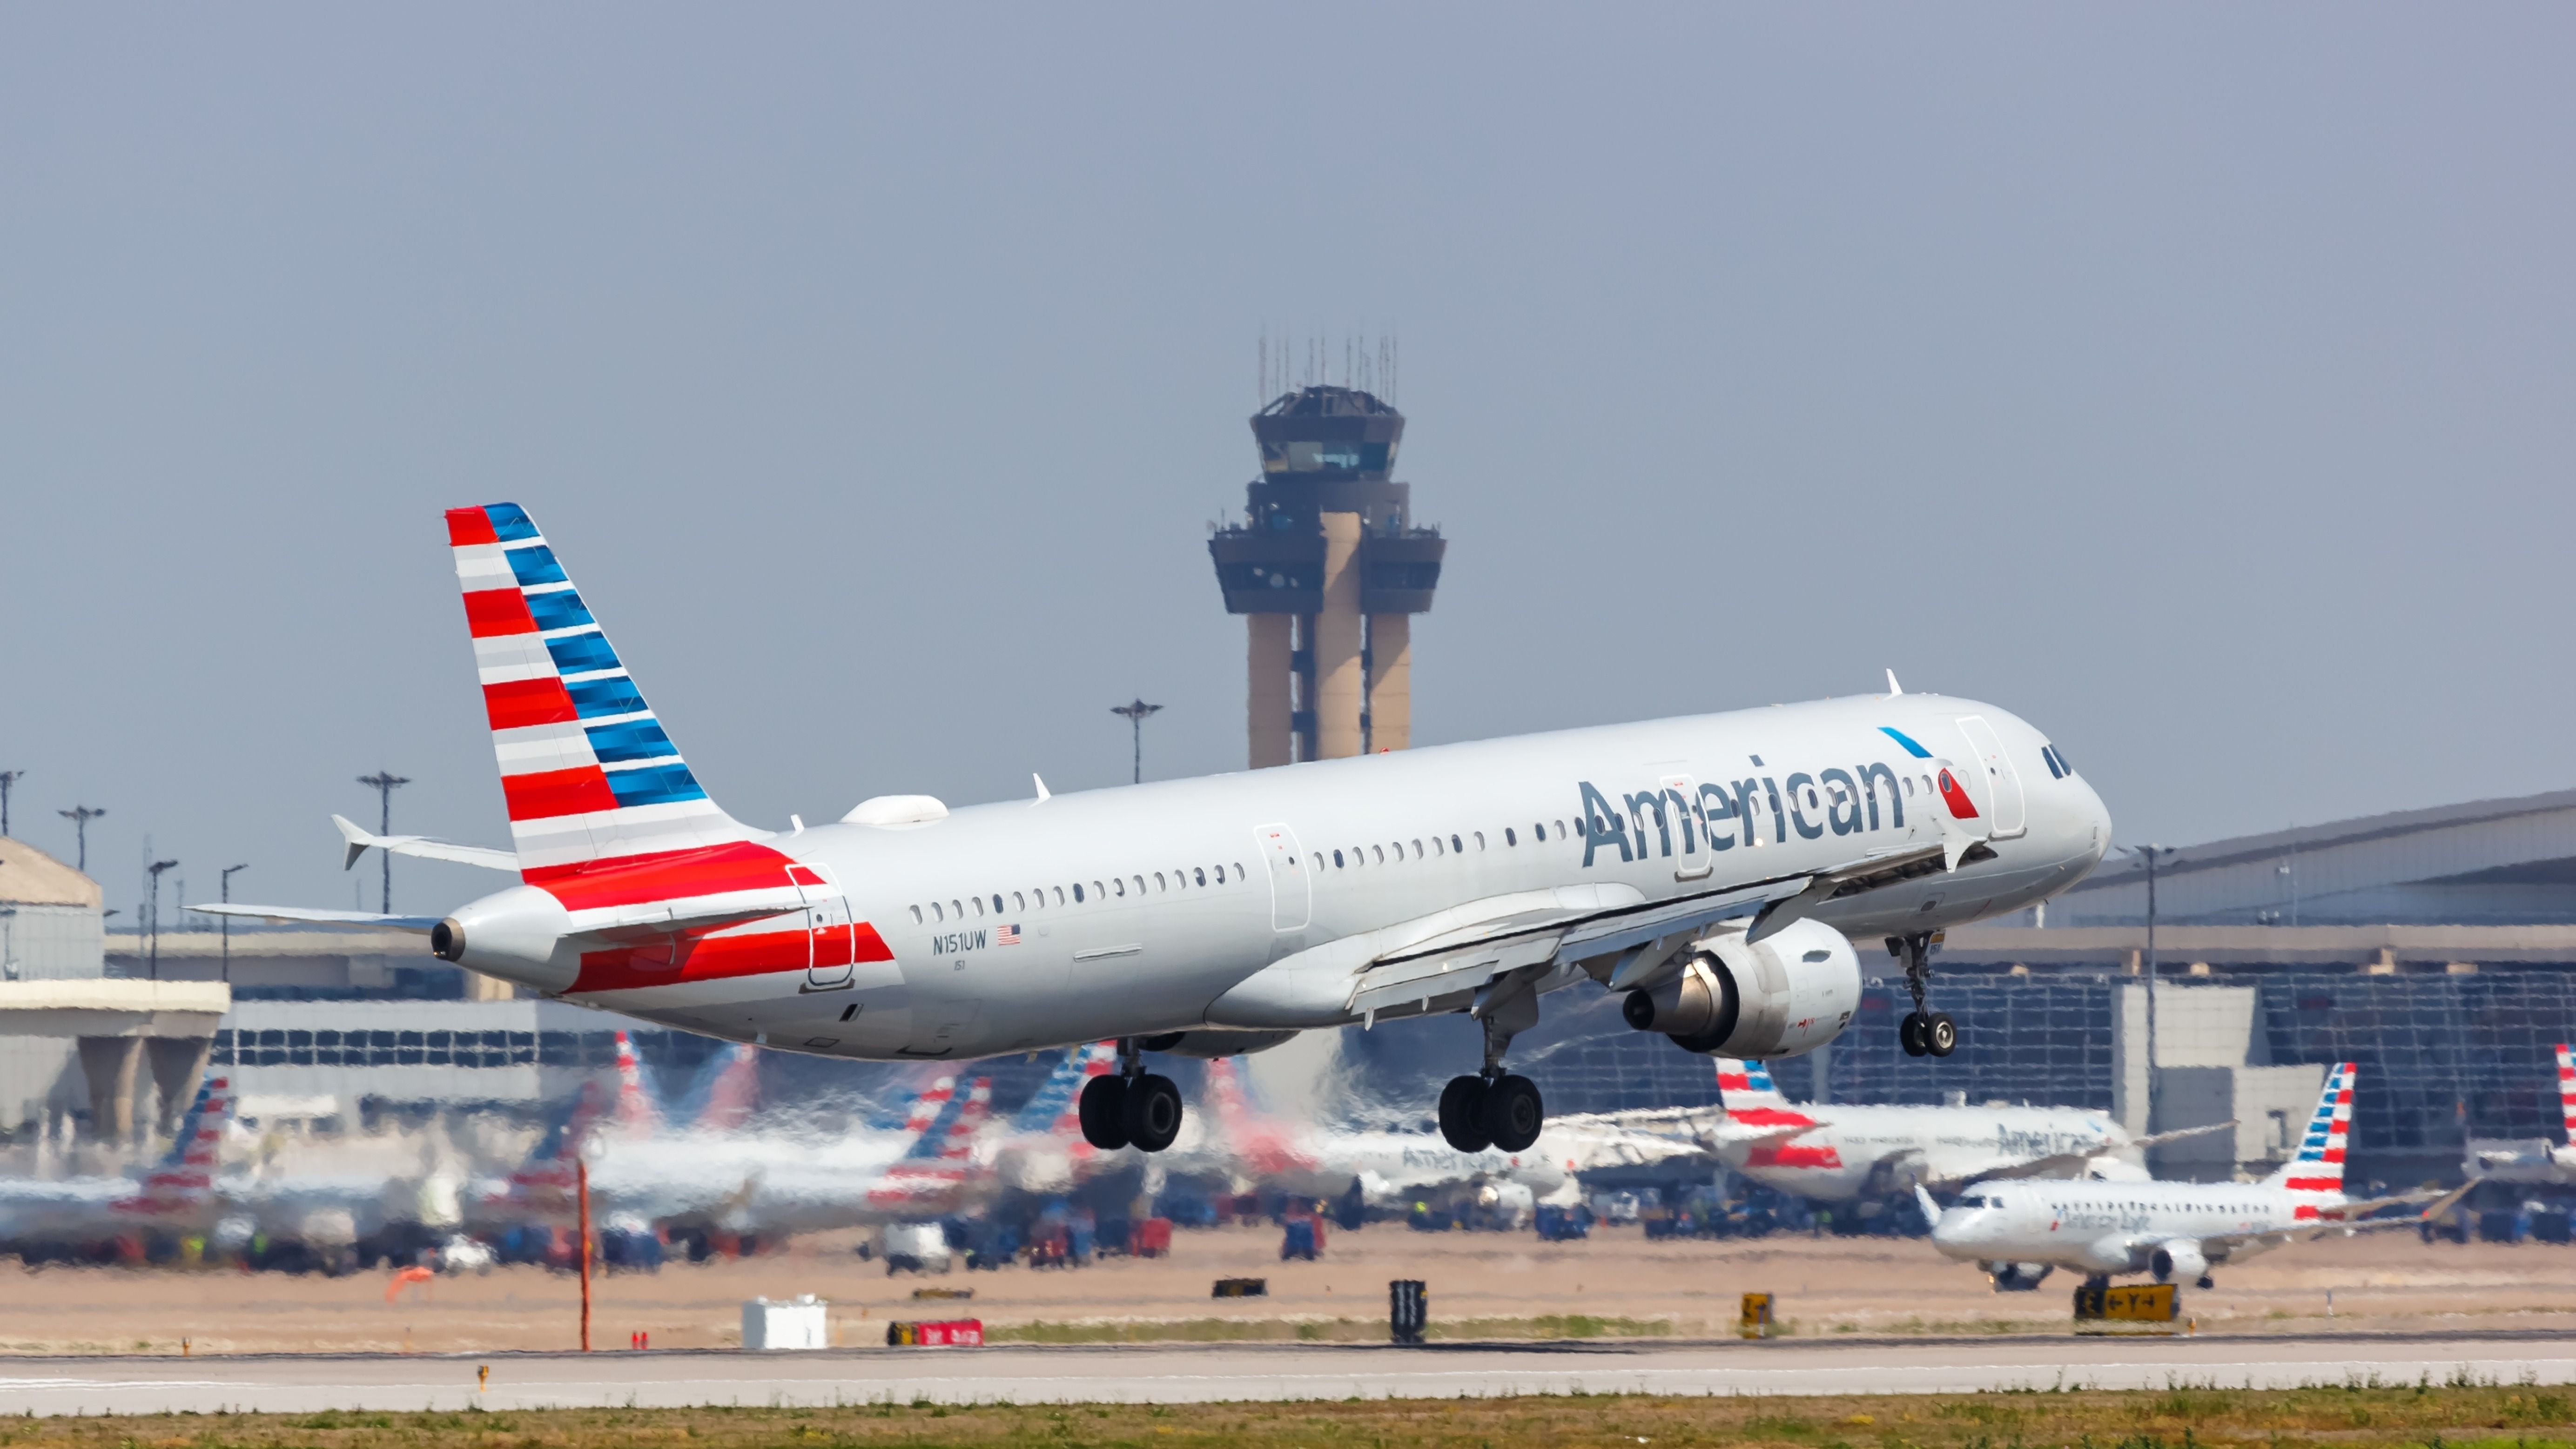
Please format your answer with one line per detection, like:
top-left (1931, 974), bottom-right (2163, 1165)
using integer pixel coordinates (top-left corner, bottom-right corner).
top-left (2131, 844), bottom-right (2181, 1136)
top-left (146, 859), bottom-right (178, 980)
top-left (220, 863), bottom-right (249, 983)
top-left (1110, 699), bottom-right (1163, 785)
top-left (59, 805), bottom-right (104, 873)
top-left (0, 771), bottom-right (23, 837)
top-left (356, 771), bottom-right (410, 913)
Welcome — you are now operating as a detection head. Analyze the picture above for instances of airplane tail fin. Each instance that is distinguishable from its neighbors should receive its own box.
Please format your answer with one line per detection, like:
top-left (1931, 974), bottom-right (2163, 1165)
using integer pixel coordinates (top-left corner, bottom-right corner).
top-left (117, 1073), bottom-right (232, 1215)
top-left (2263, 1061), bottom-right (2356, 1196)
top-left (2557, 1044), bottom-right (2574, 1146)
top-left (609, 1031), bottom-right (662, 1136)
top-left (678, 1044), bottom-right (762, 1132)
top-left (1713, 1057), bottom-right (1791, 1115)
top-left (868, 1077), bottom-right (991, 1208)
top-left (445, 503), bottom-right (761, 878)
top-left (1007, 1043), bottom-right (1113, 1137)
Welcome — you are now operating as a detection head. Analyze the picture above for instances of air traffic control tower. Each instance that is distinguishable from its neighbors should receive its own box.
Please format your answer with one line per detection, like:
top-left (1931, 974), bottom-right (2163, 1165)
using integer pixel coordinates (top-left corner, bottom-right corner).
top-left (1208, 385), bottom-right (1445, 767)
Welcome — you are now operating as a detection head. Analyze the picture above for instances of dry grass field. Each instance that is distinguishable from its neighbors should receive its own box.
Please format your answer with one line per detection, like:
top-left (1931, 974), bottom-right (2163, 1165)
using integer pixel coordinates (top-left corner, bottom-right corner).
top-left (2, 1383), bottom-right (2573, 1449)
top-left (7, 1222), bottom-right (2576, 1355)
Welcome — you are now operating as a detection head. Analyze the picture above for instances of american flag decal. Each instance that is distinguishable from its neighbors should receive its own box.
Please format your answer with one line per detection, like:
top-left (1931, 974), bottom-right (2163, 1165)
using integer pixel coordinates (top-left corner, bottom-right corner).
top-left (995, 923), bottom-right (1021, 946)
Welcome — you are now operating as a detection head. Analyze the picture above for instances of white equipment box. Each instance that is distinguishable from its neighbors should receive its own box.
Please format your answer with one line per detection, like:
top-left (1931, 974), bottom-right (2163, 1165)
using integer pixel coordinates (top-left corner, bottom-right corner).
top-left (742, 1294), bottom-right (830, 1350)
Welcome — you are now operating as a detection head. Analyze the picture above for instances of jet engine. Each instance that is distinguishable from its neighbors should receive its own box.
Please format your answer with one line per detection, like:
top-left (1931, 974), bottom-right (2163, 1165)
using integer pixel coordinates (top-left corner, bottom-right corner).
top-left (1984, 1261), bottom-right (2054, 1293)
top-left (2149, 1238), bottom-right (2209, 1285)
top-left (1621, 917), bottom-right (1861, 1059)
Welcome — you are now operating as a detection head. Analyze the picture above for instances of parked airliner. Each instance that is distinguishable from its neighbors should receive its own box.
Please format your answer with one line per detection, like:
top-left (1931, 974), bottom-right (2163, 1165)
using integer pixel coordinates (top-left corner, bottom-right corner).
top-left (1920, 1064), bottom-right (2461, 1291)
top-left (1679, 1057), bottom-right (2230, 1203)
top-left (2464, 1044), bottom-right (2576, 1186)
top-left (209, 504), bottom-right (2113, 1157)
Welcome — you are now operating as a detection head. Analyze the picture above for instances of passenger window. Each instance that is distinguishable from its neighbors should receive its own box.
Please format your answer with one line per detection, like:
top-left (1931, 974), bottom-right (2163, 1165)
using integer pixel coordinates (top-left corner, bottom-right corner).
top-left (1372, 845), bottom-right (1385, 864)
top-left (1313, 853), bottom-right (1325, 872)
top-left (1333, 850), bottom-right (1345, 868)
top-left (991, 894), bottom-right (1002, 914)
top-left (1451, 834), bottom-right (1463, 853)
top-left (1093, 880), bottom-right (1105, 900)
top-left (1533, 823), bottom-right (1545, 842)
top-left (1474, 832), bottom-right (1485, 849)
top-left (909, 905), bottom-right (923, 924)
top-left (1154, 872), bottom-right (1166, 892)
top-left (1012, 891), bottom-right (1025, 911)
top-left (931, 901), bottom-right (945, 922)
top-left (1233, 862), bottom-right (1245, 878)
top-left (1058, 886), bottom-right (1070, 905)
top-left (1072, 884), bottom-right (1085, 903)
top-left (972, 897), bottom-right (984, 918)
top-left (1505, 828), bottom-right (1518, 846)
top-left (1194, 867), bottom-right (1207, 886)
top-left (1903, 777), bottom-right (1915, 797)
top-left (1412, 839), bottom-right (1424, 859)
top-left (1555, 820), bottom-right (1567, 839)
top-left (1114, 878), bottom-right (1127, 898)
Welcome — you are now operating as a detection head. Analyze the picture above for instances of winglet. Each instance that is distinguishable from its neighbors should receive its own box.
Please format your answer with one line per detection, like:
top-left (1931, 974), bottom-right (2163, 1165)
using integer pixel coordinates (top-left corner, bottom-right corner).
top-left (1913, 1183), bottom-right (1942, 1226)
top-left (333, 813), bottom-right (381, 872)
top-left (1032, 774), bottom-right (1051, 804)
top-left (1886, 669), bottom-right (1903, 697)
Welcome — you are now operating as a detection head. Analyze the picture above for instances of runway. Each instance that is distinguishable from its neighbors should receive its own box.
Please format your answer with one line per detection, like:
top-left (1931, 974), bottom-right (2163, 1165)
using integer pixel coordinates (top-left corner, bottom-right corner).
top-left (7, 1332), bottom-right (2576, 1415)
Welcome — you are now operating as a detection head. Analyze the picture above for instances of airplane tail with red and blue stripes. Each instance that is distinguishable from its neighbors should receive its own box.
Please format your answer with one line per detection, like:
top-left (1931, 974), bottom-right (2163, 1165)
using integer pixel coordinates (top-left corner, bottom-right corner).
top-left (2557, 1044), bottom-right (2574, 1147)
top-left (112, 1073), bottom-right (232, 1218)
top-left (2264, 1061), bottom-right (2356, 1201)
top-left (445, 503), bottom-right (762, 877)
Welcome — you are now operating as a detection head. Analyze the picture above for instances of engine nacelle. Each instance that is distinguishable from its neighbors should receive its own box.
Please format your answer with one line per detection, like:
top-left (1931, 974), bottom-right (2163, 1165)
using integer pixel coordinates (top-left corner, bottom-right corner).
top-left (1984, 1261), bottom-right (2054, 1293)
top-left (431, 884), bottom-right (579, 994)
top-left (2149, 1238), bottom-right (2209, 1284)
top-left (1624, 918), bottom-right (1861, 1059)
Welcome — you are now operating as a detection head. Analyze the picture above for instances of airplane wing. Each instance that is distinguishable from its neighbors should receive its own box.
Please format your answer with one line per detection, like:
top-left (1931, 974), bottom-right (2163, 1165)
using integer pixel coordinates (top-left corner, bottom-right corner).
top-left (332, 814), bottom-right (518, 872)
top-left (1941, 1121), bottom-right (2240, 1189)
top-left (192, 904), bottom-right (445, 933)
top-left (1209, 832), bottom-right (1993, 1031)
top-left (2188, 1184), bottom-right (2475, 1258)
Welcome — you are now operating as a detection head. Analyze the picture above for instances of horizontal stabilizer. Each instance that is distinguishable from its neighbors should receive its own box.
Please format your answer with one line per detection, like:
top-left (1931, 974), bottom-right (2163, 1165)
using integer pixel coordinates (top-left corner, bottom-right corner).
top-left (192, 903), bottom-right (443, 934)
top-left (333, 814), bottom-right (519, 873)
top-left (2130, 1119), bottom-right (2239, 1150)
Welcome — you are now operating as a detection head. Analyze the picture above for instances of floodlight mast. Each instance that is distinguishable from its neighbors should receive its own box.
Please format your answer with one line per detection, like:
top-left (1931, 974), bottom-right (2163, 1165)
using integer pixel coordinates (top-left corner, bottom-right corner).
top-left (1110, 699), bottom-right (1163, 785)
top-left (59, 805), bottom-right (104, 872)
top-left (356, 772), bottom-right (410, 913)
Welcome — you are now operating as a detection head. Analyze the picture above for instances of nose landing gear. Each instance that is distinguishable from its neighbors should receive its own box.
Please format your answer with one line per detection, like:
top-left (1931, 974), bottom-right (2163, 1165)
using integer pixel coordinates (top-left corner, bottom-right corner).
top-left (1077, 1038), bottom-right (1184, 1152)
top-left (1436, 1013), bottom-right (1546, 1154)
top-left (1890, 932), bottom-right (1957, 1058)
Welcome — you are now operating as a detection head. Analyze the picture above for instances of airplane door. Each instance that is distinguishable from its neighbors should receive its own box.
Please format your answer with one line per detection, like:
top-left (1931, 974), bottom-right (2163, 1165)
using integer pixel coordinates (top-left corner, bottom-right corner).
top-left (1953, 716), bottom-right (2027, 839)
top-left (1255, 823), bottom-right (1310, 932)
top-left (792, 863), bottom-right (856, 991)
top-left (1661, 775), bottom-right (1710, 880)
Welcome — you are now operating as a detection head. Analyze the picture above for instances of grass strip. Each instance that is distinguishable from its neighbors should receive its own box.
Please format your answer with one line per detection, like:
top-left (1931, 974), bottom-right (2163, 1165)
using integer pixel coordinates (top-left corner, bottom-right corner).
top-left (3, 1379), bottom-right (2572, 1449)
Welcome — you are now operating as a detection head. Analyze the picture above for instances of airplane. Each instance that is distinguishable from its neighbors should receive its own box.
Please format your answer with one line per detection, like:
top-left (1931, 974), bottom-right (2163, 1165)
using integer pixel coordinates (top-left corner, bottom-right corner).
top-left (2463, 1043), bottom-right (2576, 1185)
top-left (1919, 1063), bottom-right (2466, 1291)
top-left (207, 502), bottom-right (2115, 1158)
top-left (1190, 1056), bottom-right (1701, 1209)
top-left (0, 1074), bottom-right (234, 1258)
top-left (1670, 1057), bottom-right (2233, 1203)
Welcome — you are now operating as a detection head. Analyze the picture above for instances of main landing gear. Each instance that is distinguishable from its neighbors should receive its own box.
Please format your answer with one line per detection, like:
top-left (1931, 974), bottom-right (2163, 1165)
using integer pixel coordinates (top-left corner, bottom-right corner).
top-left (1890, 932), bottom-right (1958, 1059)
top-left (1077, 1039), bottom-right (1183, 1153)
top-left (1436, 1013), bottom-right (1546, 1154)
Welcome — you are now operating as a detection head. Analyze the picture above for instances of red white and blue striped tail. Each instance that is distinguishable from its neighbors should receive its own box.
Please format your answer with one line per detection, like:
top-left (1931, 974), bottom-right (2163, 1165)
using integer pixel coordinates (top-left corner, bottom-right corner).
top-left (446, 502), bottom-right (760, 877)
top-left (1713, 1057), bottom-right (1791, 1112)
top-left (2266, 1060), bottom-right (2356, 1206)
top-left (113, 1073), bottom-right (231, 1218)
top-left (2557, 1044), bottom-right (2574, 1146)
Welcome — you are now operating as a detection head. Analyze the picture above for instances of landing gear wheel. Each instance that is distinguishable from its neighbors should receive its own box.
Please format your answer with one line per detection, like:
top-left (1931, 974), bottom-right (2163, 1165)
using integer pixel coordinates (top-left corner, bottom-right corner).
top-left (2195, 1274), bottom-right (2214, 1291)
top-left (1924, 1012), bottom-right (1958, 1058)
top-left (1438, 1075), bottom-right (1492, 1153)
top-left (1481, 1074), bottom-right (1545, 1153)
top-left (1900, 1012), bottom-right (1929, 1057)
top-left (1078, 1073), bottom-right (1129, 1150)
top-left (1120, 1073), bottom-right (1184, 1153)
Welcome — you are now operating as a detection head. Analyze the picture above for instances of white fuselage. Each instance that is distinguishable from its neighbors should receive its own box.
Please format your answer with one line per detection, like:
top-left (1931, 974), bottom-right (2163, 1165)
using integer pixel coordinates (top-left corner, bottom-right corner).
top-left (482, 693), bottom-right (2111, 1065)
top-left (1708, 1102), bottom-right (2141, 1203)
top-left (1928, 1177), bottom-right (2314, 1278)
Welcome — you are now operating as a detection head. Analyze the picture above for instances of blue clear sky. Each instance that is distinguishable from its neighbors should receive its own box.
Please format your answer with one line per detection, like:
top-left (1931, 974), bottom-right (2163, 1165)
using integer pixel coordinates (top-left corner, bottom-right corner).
top-left (3, 7), bottom-right (2568, 920)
